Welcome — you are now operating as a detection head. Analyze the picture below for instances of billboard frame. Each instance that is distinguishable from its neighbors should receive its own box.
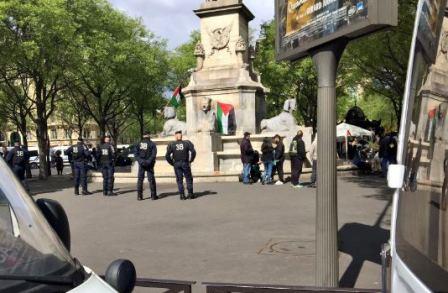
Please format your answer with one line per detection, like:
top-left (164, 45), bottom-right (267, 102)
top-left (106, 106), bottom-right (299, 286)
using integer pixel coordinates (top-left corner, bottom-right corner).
top-left (275, 0), bottom-right (399, 61)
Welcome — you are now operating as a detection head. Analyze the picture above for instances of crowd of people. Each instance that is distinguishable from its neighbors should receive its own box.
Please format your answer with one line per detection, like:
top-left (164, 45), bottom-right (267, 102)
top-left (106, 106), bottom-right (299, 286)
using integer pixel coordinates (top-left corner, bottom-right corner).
top-left (240, 130), bottom-right (317, 188)
top-left (238, 130), bottom-right (398, 188)
top-left (349, 132), bottom-right (398, 177)
top-left (0, 129), bottom-right (398, 199)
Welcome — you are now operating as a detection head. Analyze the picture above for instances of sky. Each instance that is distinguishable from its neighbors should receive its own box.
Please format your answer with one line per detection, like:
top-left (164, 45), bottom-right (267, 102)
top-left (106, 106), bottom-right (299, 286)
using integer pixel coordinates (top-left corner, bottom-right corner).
top-left (107, 0), bottom-right (274, 50)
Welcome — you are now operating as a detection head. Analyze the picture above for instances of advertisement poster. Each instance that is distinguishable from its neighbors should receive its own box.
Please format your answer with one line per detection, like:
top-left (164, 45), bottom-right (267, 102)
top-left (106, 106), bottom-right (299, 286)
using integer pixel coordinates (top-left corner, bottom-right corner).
top-left (281, 0), bottom-right (368, 47)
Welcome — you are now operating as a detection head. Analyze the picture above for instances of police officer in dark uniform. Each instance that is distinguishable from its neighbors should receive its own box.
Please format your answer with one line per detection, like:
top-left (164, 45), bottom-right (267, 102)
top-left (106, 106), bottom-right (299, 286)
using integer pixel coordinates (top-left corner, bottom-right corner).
top-left (136, 131), bottom-right (158, 201)
top-left (165, 131), bottom-right (196, 200)
top-left (66, 137), bottom-right (92, 196)
top-left (98, 135), bottom-right (116, 196)
top-left (6, 140), bottom-right (29, 183)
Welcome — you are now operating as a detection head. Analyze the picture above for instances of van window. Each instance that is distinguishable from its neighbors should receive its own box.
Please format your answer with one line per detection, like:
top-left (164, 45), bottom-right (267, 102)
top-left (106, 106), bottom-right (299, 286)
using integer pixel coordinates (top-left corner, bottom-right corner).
top-left (396, 1), bottom-right (448, 291)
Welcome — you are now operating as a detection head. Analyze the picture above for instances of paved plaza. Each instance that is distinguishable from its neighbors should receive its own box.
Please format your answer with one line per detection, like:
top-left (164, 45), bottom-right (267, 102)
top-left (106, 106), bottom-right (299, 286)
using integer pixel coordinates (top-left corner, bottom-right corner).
top-left (31, 173), bottom-right (391, 292)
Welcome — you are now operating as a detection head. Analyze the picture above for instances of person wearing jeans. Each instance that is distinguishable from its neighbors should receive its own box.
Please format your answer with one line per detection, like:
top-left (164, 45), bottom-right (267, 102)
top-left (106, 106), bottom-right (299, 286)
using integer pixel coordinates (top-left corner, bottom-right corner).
top-left (240, 132), bottom-right (254, 184)
top-left (261, 137), bottom-right (274, 185)
top-left (273, 135), bottom-right (285, 184)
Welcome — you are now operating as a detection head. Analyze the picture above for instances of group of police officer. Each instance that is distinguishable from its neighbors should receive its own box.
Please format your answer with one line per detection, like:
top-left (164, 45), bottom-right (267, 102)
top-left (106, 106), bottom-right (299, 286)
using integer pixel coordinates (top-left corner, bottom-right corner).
top-left (67, 130), bottom-right (197, 201)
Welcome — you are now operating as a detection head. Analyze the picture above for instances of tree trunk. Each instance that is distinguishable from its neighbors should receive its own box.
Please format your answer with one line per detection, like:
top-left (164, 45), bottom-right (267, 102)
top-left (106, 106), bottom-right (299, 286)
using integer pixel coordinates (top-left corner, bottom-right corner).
top-left (19, 123), bottom-right (32, 179)
top-left (98, 120), bottom-right (107, 137)
top-left (138, 111), bottom-right (144, 138)
top-left (36, 120), bottom-right (50, 180)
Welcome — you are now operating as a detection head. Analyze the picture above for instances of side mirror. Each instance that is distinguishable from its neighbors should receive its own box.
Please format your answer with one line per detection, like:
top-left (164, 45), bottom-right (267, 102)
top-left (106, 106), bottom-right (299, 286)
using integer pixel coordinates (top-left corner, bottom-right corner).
top-left (36, 198), bottom-right (71, 251)
top-left (105, 259), bottom-right (136, 293)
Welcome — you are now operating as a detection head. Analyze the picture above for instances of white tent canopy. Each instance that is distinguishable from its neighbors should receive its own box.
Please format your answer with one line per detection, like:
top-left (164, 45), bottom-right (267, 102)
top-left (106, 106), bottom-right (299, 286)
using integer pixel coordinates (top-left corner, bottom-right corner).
top-left (337, 123), bottom-right (373, 139)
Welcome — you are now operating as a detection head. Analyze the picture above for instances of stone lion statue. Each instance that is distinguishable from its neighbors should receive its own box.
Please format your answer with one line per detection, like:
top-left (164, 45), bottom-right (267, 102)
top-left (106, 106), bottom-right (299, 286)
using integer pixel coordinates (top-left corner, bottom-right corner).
top-left (260, 99), bottom-right (298, 133)
top-left (161, 106), bottom-right (187, 137)
top-left (197, 97), bottom-right (216, 133)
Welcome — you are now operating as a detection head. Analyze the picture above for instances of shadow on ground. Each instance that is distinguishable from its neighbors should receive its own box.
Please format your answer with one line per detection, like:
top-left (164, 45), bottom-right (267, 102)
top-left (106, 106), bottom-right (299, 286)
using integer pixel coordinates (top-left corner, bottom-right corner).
top-left (29, 175), bottom-right (74, 196)
top-left (338, 174), bottom-right (392, 287)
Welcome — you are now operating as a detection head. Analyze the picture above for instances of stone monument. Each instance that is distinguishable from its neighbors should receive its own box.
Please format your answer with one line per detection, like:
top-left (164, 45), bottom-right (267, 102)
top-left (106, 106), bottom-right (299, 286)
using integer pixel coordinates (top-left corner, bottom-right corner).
top-left (183, 0), bottom-right (268, 135)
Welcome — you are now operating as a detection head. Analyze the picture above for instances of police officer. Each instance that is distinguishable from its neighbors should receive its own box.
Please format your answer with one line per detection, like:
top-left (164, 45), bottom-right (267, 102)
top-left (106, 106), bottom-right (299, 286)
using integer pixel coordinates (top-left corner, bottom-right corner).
top-left (6, 140), bottom-right (29, 184)
top-left (165, 131), bottom-right (196, 200)
top-left (136, 131), bottom-right (158, 201)
top-left (66, 137), bottom-right (92, 196)
top-left (98, 135), bottom-right (116, 196)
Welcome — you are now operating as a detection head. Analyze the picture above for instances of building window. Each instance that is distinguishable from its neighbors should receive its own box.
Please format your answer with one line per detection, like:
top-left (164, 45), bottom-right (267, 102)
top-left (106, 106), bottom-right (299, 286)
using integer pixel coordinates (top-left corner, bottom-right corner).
top-left (83, 130), bottom-right (91, 139)
top-left (65, 129), bottom-right (71, 139)
top-left (51, 128), bottom-right (57, 140)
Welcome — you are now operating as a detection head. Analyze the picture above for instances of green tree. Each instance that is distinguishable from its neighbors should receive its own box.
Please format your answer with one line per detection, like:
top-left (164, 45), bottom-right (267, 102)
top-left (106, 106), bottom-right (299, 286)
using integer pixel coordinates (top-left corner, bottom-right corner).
top-left (342, 0), bottom-right (417, 129)
top-left (0, 0), bottom-right (81, 178)
top-left (255, 21), bottom-right (319, 130)
top-left (67, 0), bottom-right (168, 144)
top-left (169, 31), bottom-right (200, 87)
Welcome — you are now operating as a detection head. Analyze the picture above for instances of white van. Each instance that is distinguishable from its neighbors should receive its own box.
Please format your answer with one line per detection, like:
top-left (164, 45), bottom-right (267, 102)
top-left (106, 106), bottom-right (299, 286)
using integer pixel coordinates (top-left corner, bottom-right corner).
top-left (389, 0), bottom-right (448, 292)
top-left (0, 158), bottom-right (136, 292)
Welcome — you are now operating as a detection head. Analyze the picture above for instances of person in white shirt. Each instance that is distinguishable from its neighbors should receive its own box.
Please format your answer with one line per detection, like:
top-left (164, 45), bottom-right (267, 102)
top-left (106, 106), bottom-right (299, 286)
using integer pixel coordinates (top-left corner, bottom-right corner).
top-left (308, 137), bottom-right (317, 188)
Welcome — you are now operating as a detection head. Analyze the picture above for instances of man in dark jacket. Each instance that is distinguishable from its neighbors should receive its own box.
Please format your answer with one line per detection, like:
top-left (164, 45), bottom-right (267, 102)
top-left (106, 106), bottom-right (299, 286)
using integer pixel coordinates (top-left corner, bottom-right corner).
top-left (240, 132), bottom-right (254, 184)
top-left (261, 137), bottom-right (275, 185)
top-left (6, 141), bottom-right (29, 183)
top-left (65, 137), bottom-right (92, 195)
top-left (272, 135), bottom-right (285, 184)
top-left (166, 131), bottom-right (196, 200)
top-left (379, 134), bottom-right (397, 177)
top-left (289, 130), bottom-right (306, 188)
top-left (136, 131), bottom-right (158, 201)
top-left (98, 135), bottom-right (117, 196)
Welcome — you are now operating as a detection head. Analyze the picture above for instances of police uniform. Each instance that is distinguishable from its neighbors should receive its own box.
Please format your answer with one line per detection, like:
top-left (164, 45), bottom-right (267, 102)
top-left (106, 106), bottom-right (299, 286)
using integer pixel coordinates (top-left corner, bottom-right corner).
top-left (6, 145), bottom-right (28, 181)
top-left (136, 137), bottom-right (158, 201)
top-left (66, 141), bottom-right (91, 195)
top-left (98, 142), bottom-right (116, 196)
top-left (165, 138), bottom-right (196, 200)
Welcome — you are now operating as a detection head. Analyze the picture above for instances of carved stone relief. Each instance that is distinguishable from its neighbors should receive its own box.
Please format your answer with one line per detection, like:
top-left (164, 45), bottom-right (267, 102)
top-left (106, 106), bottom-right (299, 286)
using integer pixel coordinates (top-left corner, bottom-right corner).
top-left (207, 23), bottom-right (232, 55)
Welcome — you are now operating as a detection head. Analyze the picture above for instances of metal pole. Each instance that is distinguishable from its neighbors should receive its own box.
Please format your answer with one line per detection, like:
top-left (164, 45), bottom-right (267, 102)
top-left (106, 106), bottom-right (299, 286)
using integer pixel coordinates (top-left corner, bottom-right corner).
top-left (311, 39), bottom-right (347, 287)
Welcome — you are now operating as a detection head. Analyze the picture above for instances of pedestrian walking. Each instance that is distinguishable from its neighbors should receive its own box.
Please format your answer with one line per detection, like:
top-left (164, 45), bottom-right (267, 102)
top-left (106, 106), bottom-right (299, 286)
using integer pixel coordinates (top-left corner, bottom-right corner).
top-left (289, 130), bottom-right (306, 188)
top-left (98, 135), bottom-right (117, 196)
top-left (240, 132), bottom-right (254, 185)
top-left (261, 137), bottom-right (274, 185)
top-left (272, 135), bottom-right (285, 185)
top-left (166, 131), bottom-right (196, 200)
top-left (66, 137), bottom-right (92, 196)
top-left (136, 131), bottom-right (158, 201)
top-left (54, 150), bottom-right (64, 175)
top-left (379, 133), bottom-right (397, 177)
top-left (308, 137), bottom-right (317, 188)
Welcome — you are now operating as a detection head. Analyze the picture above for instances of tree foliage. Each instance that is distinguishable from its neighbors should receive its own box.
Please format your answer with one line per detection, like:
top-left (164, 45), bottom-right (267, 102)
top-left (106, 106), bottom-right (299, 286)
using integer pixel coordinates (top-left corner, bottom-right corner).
top-left (0, 0), bottom-right (170, 178)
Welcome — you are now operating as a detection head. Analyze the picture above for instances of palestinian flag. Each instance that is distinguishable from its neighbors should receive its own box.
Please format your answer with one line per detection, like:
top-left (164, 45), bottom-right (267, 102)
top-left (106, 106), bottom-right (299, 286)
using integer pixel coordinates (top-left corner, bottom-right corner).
top-left (169, 86), bottom-right (185, 108)
top-left (217, 102), bottom-right (234, 135)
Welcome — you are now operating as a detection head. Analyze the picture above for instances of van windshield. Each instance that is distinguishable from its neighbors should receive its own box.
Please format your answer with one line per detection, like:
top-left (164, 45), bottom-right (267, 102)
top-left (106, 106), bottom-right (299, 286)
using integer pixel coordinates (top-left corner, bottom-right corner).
top-left (396, 0), bottom-right (448, 291)
top-left (0, 159), bottom-right (78, 291)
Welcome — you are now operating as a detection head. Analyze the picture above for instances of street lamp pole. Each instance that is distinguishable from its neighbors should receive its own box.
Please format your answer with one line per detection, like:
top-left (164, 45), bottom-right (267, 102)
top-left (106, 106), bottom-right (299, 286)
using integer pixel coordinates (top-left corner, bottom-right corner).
top-left (311, 39), bottom-right (347, 287)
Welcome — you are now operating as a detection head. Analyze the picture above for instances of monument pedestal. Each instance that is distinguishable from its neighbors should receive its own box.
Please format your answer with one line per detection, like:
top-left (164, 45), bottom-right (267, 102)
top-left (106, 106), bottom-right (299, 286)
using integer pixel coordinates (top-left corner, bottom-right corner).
top-left (183, 0), bottom-right (267, 136)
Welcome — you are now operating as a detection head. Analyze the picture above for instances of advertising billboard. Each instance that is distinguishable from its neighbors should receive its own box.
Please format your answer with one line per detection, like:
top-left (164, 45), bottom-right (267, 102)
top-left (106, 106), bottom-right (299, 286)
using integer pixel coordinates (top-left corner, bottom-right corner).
top-left (276, 0), bottom-right (398, 61)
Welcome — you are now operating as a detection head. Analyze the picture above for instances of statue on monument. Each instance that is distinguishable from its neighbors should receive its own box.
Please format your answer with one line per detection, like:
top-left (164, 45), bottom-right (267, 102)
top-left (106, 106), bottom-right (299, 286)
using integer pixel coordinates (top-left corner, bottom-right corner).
top-left (260, 99), bottom-right (299, 133)
top-left (196, 97), bottom-right (216, 133)
top-left (161, 106), bottom-right (187, 137)
top-left (194, 42), bottom-right (205, 71)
